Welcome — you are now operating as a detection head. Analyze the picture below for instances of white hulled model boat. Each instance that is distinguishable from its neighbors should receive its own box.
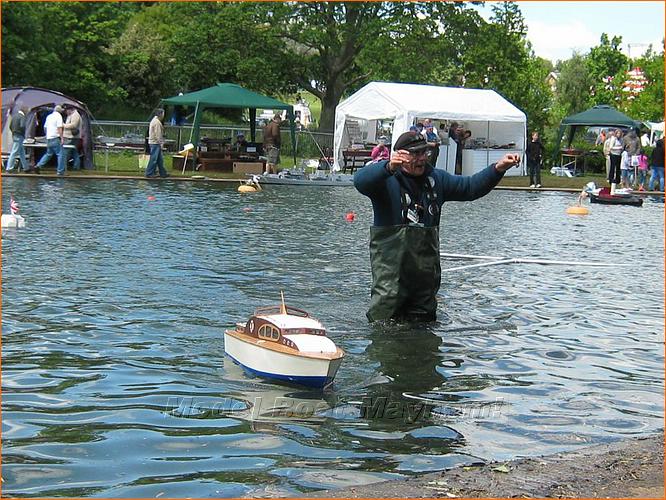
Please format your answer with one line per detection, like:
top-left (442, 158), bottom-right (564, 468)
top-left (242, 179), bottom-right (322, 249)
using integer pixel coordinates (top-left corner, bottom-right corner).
top-left (224, 295), bottom-right (345, 388)
top-left (2, 194), bottom-right (25, 228)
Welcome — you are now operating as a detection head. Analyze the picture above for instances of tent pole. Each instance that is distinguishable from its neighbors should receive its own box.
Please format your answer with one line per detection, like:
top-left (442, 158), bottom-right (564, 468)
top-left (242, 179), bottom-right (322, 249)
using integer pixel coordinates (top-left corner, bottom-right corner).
top-left (486, 121), bottom-right (490, 170)
top-left (249, 109), bottom-right (256, 142)
top-left (287, 108), bottom-right (297, 167)
top-left (190, 101), bottom-right (202, 169)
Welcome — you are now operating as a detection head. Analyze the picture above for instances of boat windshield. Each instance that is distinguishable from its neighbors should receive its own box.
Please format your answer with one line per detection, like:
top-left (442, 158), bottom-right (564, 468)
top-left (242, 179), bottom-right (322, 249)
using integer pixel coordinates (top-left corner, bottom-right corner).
top-left (254, 305), bottom-right (309, 317)
top-left (283, 328), bottom-right (326, 336)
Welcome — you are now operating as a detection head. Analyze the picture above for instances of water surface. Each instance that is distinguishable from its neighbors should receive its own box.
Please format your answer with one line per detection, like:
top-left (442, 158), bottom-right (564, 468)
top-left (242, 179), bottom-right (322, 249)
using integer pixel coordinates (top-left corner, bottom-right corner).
top-left (2, 177), bottom-right (663, 497)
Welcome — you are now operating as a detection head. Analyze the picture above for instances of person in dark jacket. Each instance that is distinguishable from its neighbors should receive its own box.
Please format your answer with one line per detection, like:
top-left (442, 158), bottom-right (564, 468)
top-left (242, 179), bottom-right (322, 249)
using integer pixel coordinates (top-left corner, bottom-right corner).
top-left (354, 131), bottom-right (520, 322)
top-left (6, 107), bottom-right (34, 173)
top-left (648, 138), bottom-right (664, 191)
top-left (526, 130), bottom-right (545, 187)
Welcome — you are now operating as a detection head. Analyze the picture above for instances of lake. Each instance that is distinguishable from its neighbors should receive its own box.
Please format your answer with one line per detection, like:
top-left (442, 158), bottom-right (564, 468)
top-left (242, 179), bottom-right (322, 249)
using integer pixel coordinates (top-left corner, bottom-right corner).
top-left (2, 177), bottom-right (663, 497)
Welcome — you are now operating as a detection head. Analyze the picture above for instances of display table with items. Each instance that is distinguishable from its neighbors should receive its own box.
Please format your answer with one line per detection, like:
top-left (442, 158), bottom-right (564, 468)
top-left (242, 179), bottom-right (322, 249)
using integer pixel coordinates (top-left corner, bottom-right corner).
top-left (22, 140), bottom-right (48, 166)
top-left (342, 148), bottom-right (373, 173)
top-left (173, 137), bottom-right (266, 173)
top-left (559, 148), bottom-right (584, 176)
top-left (23, 138), bottom-right (87, 170)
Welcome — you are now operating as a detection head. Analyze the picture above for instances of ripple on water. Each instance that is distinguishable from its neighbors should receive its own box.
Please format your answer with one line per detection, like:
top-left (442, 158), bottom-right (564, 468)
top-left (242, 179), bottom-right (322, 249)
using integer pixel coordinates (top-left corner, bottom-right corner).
top-left (2, 181), bottom-right (663, 496)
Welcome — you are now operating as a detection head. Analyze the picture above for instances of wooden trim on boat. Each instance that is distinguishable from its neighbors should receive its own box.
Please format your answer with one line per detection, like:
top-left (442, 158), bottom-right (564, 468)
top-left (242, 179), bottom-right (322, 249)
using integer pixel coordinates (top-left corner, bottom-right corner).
top-left (225, 329), bottom-right (344, 361)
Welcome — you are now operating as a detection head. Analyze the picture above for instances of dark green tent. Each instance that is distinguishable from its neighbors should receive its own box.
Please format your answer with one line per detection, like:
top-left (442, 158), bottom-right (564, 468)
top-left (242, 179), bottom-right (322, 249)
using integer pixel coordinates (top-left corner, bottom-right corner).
top-left (555, 104), bottom-right (640, 156)
top-left (161, 83), bottom-right (297, 165)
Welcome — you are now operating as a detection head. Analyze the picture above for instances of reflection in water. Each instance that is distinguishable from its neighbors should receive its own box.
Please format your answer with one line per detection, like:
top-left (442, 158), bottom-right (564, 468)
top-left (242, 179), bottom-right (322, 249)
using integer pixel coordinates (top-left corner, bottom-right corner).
top-left (2, 178), bottom-right (663, 496)
top-left (354, 322), bottom-right (467, 460)
top-left (362, 323), bottom-right (448, 426)
top-left (222, 356), bottom-right (337, 428)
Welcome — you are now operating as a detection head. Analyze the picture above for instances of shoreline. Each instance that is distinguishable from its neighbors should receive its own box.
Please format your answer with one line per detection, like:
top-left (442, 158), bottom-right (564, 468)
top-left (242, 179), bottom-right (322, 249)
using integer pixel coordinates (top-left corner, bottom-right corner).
top-left (2, 172), bottom-right (665, 196)
top-left (306, 432), bottom-right (664, 498)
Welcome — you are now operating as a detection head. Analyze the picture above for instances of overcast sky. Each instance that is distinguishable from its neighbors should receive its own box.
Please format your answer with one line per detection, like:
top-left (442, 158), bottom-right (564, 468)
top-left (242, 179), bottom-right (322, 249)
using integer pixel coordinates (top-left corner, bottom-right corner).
top-left (474, 1), bottom-right (665, 63)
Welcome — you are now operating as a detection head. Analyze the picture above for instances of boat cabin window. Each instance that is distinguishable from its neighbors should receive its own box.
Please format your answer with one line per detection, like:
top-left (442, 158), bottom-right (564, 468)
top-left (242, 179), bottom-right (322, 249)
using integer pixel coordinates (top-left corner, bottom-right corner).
top-left (258, 324), bottom-right (280, 341)
top-left (284, 328), bottom-right (325, 335)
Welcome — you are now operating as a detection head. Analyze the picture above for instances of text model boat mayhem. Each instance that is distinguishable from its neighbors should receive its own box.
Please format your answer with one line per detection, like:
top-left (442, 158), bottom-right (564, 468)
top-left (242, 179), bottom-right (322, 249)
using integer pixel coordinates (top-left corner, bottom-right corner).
top-left (224, 297), bottom-right (345, 388)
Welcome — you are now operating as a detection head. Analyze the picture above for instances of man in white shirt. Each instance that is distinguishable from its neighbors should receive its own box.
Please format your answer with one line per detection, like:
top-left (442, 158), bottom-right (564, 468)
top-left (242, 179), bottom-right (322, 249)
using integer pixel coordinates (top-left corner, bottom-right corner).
top-left (58, 105), bottom-right (82, 174)
top-left (35, 105), bottom-right (64, 172)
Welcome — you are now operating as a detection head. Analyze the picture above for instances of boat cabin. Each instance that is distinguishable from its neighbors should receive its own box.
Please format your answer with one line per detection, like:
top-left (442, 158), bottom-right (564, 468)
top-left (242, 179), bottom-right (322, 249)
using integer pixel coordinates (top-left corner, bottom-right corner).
top-left (234, 305), bottom-right (333, 353)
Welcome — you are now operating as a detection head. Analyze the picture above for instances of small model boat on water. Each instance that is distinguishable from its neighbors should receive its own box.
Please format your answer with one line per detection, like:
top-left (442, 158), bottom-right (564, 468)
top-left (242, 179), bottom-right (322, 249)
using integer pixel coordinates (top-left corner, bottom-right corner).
top-left (589, 187), bottom-right (643, 207)
top-left (224, 296), bottom-right (345, 388)
top-left (250, 169), bottom-right (354, 187)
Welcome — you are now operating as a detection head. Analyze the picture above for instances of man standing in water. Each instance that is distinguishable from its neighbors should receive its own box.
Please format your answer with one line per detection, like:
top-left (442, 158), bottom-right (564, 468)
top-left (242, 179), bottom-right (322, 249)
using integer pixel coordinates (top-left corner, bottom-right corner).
top-left (354, 131), bottom-right (520, 322)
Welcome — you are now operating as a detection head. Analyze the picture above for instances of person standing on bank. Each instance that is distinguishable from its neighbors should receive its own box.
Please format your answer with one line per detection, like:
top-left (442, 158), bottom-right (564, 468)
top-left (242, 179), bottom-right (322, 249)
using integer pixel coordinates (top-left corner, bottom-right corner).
top-left (354, 131), bottom-right (520, 322)
top-left (263, 113), bottom-right (282, 174)
top-left (526, 130), bottom-right (545, 188)
top-left (145, 108), bottom-right (169, 178)
top-left (5, 106), bottom-right (33, 173)
top-left (58, 105), bottom-right (82, 175)
top-left (607, 128), bottom-right (624, 194)
top-left (424, 123), bottom-right (441, 166)
top-left (602, 128), bottom-right (614, 177)
top-left (648, 138), bottom-right (664, 192)
top-left (35, 105), bottom-right (64, 172)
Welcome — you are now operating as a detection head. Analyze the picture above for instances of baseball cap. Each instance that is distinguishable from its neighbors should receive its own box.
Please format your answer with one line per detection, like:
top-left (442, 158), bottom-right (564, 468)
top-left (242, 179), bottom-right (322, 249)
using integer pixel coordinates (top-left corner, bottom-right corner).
top-left (393, 131), bottom-right (429, 153)
top-left (237, 132), bottom-right (245, 137)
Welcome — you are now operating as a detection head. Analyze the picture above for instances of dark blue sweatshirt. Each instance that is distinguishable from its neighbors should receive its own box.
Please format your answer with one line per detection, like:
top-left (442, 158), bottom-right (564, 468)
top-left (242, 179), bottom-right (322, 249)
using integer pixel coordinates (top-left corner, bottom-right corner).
top-left (354, 160), bottom-right (504, 227)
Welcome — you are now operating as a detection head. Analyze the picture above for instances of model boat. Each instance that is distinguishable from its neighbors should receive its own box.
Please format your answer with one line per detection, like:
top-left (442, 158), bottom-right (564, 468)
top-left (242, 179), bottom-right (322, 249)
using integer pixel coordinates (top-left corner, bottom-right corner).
top-left (224, 295), bottom-right (345, 388)
top-left (250, 168), bottom-right (354, 186)
top-left (589, 187), bottom-right (643, 207)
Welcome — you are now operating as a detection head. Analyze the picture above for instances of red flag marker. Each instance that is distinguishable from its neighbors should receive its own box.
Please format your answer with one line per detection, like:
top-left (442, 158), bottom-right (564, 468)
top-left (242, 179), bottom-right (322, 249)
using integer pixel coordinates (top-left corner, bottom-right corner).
top-left (10, 194), bottom-right (19, 215)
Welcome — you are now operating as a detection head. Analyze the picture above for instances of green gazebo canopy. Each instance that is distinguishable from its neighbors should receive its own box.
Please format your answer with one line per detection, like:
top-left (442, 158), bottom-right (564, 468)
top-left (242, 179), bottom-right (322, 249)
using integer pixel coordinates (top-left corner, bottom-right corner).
top-left (161, 83), bottom-right (296, 165)
top-left (555, 104), bottom-right (641, 155)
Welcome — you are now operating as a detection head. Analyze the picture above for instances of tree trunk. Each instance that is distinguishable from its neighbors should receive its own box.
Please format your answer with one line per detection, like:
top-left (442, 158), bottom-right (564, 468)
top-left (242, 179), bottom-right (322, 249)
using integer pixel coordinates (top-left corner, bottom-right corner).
top-left (318, 81), bottom-right (346, 133)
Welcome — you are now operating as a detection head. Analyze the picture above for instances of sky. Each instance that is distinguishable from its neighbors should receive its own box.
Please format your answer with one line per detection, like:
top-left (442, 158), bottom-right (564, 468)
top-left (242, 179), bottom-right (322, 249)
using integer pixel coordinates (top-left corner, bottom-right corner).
top-left (474, 1), bottom-right (665, 63)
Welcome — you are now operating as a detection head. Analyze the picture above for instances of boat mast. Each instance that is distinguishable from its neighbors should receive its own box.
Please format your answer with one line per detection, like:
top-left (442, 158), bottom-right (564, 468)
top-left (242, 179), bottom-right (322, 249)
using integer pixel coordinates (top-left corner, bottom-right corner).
top-left (280, 291), bottom-right (287, 315)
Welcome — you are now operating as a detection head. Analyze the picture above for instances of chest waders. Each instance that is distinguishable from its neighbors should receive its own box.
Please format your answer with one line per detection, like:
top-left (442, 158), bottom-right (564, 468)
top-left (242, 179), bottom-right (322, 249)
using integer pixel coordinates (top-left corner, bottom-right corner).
top-left (367, 176), bottom-right (441, 322)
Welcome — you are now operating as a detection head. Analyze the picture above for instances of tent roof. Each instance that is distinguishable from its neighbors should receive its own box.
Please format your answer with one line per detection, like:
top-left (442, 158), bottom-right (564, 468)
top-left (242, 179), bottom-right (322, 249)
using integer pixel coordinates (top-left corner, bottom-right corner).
top-left (161, 83), bottom-right (293, 110)
top-left (646, 121), bottom-right (664, 132)
top-left (1, 86), bottom-right (89, 112)
top-left (336, 81), bottom-right (526, 122)
top-left (560, 105), bottom-right (638, 127)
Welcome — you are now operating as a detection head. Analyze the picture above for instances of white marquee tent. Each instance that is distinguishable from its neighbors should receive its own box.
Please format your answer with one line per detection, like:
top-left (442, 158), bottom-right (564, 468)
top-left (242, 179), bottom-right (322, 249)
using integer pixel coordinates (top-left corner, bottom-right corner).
top-left (333, 82), bottom-right (527, 175)
top-left (647, 121), bottom-right (664, 145)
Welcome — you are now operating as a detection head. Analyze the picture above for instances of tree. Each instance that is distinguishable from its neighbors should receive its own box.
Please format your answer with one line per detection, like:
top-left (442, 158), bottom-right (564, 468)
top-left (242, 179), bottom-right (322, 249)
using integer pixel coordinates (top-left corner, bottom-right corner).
top-left (1, 2), bottom-right (135, 110)
top-left (555, 53), bottom-right (594, 115)
top-left (448, 2), bottom-right (551, 132)
top-left (257, 1), bottom-right (528, 131)
top-left (623, 42), bottom-right (665, 121)
top-left (106, 2), bottom-right (300, 117)
top-left (586, 33), bottom-right (628, 106)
